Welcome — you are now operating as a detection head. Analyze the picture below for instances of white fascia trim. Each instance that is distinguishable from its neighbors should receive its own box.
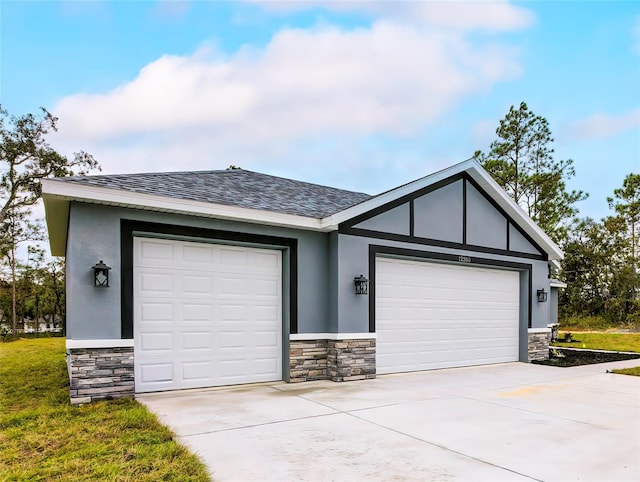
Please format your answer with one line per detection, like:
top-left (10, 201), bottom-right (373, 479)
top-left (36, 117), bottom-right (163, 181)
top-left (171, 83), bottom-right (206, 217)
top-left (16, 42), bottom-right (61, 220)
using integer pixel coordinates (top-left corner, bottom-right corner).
top-left (290, 333), bottom-right (377, 341)
top-left (528, 328), bottom-right (552, 334)
top-left (41, 179), bottom-right (324, 231)
top-left (550, 279), bottom-right (568, 288)
top-left (66, 339), bottom-right (135, 349)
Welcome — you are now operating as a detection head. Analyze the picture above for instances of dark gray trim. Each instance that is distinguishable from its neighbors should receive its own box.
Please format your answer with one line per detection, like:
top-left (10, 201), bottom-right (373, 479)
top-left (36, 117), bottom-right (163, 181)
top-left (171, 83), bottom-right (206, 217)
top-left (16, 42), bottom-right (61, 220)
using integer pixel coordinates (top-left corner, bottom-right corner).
top-left (344, 227), bottom-right (545, 260)
top-left (341, 173), bottom-right (464, 229)
top-left (462, 178), bottom-right (467, 245)
top-left (120, 220), bottom-right (298, 339)
top-left (409, 200), bottom-right (415, 237)
top-left (368, 244), bottom-right (533, 332)
top-left (464, 175), bottom-right (546, 258)
top-left (339, 172), bottom-right (548, 261)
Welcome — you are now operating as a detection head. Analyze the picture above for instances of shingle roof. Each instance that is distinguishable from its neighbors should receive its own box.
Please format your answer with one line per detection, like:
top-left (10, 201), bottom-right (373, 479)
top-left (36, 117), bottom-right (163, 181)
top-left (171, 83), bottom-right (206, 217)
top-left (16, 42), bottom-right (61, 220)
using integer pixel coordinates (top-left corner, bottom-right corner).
top-left (57, 169), bottom-right (372, 218)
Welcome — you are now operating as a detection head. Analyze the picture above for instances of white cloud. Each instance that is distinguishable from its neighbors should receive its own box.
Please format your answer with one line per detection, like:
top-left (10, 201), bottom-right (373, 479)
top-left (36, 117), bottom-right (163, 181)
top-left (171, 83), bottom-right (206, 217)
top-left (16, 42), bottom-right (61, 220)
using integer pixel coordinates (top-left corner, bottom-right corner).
top-left (566, 108), bottom-right (640, 141)
top-left (247, 0), bottom-right (535, 31)
top-left (52, 16), bottom-right (524, 177)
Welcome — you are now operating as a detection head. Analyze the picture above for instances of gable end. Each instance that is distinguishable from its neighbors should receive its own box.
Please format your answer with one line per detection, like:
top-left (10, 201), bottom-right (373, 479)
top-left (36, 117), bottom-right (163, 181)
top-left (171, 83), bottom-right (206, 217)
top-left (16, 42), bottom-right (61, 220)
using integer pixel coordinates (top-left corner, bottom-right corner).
top-left (339, 173), bottom-right (547, 260)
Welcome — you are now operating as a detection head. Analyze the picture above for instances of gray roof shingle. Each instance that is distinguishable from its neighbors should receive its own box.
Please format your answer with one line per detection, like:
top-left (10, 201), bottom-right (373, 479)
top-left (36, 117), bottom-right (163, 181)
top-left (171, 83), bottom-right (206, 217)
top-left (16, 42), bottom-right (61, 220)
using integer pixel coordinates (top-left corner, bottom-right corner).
top-left (58, 169), bottom-right (372, 218)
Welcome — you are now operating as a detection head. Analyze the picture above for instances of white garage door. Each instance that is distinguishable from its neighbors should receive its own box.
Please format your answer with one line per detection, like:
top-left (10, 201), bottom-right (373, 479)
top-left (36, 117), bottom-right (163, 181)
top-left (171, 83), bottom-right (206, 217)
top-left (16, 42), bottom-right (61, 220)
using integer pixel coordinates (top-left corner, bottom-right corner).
top-left (134, 237), bottom-right (282, 393)
top-left (376, 257), bottom-right (520, 374)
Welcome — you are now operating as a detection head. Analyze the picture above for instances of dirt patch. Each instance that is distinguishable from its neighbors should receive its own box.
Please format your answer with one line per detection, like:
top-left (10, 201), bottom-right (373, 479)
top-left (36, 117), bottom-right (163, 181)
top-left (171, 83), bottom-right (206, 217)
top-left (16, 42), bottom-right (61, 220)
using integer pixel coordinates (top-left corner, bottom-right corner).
top-left (532, 348), bottom-right (640, 367)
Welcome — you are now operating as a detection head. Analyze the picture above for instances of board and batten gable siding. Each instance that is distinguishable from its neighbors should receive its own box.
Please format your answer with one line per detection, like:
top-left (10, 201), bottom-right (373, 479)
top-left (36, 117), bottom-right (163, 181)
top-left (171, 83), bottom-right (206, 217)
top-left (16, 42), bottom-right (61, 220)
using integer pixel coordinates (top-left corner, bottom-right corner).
top-left (65, 201), bottom-right (331, 340)
top-left (343, 174), bottom-right (544, 259)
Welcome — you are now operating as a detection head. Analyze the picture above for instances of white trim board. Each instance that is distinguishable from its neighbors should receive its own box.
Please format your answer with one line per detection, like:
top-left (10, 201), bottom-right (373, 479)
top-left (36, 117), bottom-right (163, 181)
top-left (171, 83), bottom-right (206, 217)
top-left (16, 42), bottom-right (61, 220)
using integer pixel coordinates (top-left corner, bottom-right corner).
top-left (290, 333), bottom-right (377, 341)
top-left (66, 339), bottom-right (135, 349)
top-left (528, 328), bottom-right (552, 334)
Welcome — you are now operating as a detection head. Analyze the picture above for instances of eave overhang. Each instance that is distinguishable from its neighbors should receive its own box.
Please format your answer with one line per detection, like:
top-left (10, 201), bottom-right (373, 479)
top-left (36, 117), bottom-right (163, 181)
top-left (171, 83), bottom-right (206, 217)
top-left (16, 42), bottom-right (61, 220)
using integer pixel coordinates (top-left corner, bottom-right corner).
top-left (42, 159), bottom-right (564, 261)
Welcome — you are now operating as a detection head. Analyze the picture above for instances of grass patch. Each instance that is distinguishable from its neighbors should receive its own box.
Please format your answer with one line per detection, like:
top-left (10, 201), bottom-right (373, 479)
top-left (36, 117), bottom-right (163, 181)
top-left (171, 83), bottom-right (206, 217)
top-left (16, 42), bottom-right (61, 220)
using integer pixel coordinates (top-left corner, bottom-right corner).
top-left (611, 367), bottom-right (640, 376)
top-left (558, 315), bottom-right (633, 331)
top-left (552, 332), bottom-right (640, 353)
top-left (0, 338), bottom-right (210, 481)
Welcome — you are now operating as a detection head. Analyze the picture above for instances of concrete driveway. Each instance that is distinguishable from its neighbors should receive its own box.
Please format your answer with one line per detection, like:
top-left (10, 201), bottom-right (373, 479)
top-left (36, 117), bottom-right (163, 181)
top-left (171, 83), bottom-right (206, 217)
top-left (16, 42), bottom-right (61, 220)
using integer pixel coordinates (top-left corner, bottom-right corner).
top-left (138, 360), bottom-right (640, 481)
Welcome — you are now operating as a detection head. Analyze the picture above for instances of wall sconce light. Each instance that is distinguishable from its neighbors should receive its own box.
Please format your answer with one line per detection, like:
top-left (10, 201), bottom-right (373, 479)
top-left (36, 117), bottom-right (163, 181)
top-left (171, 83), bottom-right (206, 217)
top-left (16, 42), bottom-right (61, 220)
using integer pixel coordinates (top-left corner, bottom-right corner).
top-left (536, 289), bottom-right (548, 302)
top-left (354, 274), bottom-right (369, 295)
top-left (92, 260), bottom-right (111, 287)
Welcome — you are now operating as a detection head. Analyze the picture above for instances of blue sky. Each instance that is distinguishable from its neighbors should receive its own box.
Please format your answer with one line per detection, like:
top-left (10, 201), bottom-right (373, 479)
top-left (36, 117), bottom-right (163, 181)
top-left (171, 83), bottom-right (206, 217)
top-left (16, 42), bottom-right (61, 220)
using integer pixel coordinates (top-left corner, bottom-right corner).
top-left (2, 0), bottom-right (639, 223)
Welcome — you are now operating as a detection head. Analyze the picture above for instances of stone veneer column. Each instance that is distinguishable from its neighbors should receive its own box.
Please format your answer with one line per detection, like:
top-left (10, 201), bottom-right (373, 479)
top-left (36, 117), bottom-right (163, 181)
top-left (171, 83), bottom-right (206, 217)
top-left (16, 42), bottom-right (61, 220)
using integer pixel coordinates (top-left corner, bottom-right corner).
top-left (67, 347), bottom-right (134, 405)
top-left (327, 339), bottom-right (376, 382)
top-left (528, 329), bottom-right (551, 362)
top-left (289, 340), bottom-right (328, 382)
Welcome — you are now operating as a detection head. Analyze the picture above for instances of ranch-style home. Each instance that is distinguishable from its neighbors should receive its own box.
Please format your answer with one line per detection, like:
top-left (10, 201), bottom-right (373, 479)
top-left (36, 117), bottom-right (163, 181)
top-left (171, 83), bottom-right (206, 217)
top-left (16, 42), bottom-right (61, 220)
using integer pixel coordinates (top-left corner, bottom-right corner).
top-left (42, 159), bottom-right (562, 405)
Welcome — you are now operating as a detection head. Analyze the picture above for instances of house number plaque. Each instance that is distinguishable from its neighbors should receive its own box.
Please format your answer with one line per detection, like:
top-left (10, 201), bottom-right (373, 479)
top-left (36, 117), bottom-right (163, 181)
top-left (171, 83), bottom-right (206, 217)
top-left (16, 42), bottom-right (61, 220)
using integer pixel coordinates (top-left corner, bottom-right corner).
top-left (458, 255), bottom-right (472, 263)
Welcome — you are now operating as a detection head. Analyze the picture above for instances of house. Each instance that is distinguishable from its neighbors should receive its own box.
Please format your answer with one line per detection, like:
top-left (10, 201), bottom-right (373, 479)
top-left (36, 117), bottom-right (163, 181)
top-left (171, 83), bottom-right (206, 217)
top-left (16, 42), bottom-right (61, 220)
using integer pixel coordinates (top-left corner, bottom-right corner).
top-left (42, 159), bottom-right (562, 405)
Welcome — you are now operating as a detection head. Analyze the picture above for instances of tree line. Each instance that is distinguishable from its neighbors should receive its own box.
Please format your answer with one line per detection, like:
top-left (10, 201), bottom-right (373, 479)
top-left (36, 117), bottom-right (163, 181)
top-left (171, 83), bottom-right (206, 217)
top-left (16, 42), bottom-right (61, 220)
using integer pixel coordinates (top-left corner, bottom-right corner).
top-left (474, 102), bottom-right (638, 326)
top-left (0, 103), bottom-right (638, 335)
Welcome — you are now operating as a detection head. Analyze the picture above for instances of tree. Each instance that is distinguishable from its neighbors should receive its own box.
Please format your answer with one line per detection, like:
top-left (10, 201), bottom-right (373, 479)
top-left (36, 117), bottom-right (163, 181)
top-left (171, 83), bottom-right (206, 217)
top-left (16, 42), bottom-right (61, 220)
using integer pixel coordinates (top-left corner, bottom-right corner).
top-left (1, 105), bottom-right (99, 334)
top-left (560, 174), bottom-right (640, 326)
top-left (474, 102), bottom-right (587, 243)
top-left (0, 105), bottom-right (99, 224)
top-left (608, 174), bottom-right (640, 276)
top-left (1, 207), bottom-right (43, 332)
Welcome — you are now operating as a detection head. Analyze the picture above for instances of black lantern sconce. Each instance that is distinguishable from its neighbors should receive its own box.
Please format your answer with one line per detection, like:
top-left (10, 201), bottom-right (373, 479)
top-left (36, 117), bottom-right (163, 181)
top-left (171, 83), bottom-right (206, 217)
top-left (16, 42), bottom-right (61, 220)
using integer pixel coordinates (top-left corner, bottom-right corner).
top-left (92, 260), bottom-right (111, 287)
top-left (536, 289), bottom-right (548, 302)
top-left (354, 275), bottom-right (369, 295)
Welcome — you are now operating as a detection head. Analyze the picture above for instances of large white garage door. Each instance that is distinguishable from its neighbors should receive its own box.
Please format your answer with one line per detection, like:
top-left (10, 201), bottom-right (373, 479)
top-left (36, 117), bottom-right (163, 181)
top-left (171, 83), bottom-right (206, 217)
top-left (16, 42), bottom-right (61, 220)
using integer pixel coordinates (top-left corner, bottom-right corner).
top-left (376, 257), bottom-right (519, 374)
top-left (134, 237), bottom-right (282, 393)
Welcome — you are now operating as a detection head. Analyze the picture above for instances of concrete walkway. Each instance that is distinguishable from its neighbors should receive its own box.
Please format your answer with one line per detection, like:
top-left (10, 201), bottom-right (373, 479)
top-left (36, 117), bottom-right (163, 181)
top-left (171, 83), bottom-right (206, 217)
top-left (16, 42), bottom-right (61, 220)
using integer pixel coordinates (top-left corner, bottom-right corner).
top-left (138, 360), bottom-right (640, 481)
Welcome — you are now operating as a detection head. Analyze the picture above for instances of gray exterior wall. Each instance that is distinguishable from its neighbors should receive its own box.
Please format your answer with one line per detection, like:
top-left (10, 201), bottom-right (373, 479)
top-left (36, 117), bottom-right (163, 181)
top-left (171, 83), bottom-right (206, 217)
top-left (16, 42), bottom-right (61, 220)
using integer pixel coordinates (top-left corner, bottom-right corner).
top-left (466, 183), bottom-right (507, 250)
top-left (335, 233), bottom-right (550, 361)
top-left (354, 203), bottom-right (409, 235)
top-left (66, 171), bottom-right (554, 358)
top-left (66, 202), bottom-right (331, 339)
top-left (549, 287), bottom-right (559, 324)
top-left (414, 180), bottom-right (463, 242)
top-left (509, 224), bottom-right (539, 255)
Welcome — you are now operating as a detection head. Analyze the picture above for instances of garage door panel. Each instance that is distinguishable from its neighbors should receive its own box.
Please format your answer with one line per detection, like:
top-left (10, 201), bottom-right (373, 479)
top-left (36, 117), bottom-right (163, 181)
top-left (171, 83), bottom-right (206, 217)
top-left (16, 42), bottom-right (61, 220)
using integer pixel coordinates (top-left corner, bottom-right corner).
top-left (181, 245), bottom-right (213, 263)
top-left (137, 239), bottom-right (174, 263)
top-left (181, 332), bottom-right (213, 350)
top-left (140, 332), bottom-right (173, 351)
top-left (134, 238), bottom-right (282, 393)
top-left (139, 272), bottom-right (174, 293)
top-left (376, 257), bottom-right (519, 374)
top-left (181, 303), bottom-right (212, 321)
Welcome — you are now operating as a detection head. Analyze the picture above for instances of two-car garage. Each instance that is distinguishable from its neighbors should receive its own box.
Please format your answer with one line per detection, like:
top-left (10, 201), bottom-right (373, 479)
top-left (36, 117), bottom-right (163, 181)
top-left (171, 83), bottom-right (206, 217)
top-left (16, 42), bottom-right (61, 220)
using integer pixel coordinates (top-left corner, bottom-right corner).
top-left (134, 236), bottom-right (521, 393)
top-left (375, 257), bottom-right (521, 375)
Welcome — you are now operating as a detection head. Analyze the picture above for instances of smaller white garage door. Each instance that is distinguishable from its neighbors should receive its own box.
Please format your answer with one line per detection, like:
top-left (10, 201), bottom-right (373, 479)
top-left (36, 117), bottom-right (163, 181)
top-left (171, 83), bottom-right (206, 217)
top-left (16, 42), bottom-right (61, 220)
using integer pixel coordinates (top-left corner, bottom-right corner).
top-left (376, 257), bottom-right (520, 374)
top-left (134, 238), bottom-right (282, 393)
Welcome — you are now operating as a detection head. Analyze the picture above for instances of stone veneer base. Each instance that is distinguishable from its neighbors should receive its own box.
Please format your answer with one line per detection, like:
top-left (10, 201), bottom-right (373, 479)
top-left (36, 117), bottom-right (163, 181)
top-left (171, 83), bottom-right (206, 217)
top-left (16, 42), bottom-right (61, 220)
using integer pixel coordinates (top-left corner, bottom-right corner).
top-left (67, 347), bottom-right (134, 405)
top-left (289, 338), bottom-right (376, 382)
top-left (289, 339), bottom-right (328, 382)
top-left (327, 339), bottom-right (376, 381)
top-left (528, 330), bottom-right (551, 362)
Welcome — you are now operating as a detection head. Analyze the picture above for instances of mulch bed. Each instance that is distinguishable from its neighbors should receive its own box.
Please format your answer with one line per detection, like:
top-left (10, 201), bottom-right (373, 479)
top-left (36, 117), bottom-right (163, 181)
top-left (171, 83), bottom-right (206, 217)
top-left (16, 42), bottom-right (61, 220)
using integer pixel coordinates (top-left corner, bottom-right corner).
top-left (532, 348), bottom-right (640, 367)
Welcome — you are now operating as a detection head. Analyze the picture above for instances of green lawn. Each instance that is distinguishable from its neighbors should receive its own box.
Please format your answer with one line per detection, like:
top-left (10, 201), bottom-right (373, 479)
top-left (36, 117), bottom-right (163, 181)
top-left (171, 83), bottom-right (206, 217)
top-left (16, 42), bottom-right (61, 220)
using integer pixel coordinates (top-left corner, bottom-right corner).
top-left (611, 367), bottom-right (640, 377)
top-left (0, 338), bottom-right (210, 481)
top-left (552, 332), bottom-right (640, 353)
